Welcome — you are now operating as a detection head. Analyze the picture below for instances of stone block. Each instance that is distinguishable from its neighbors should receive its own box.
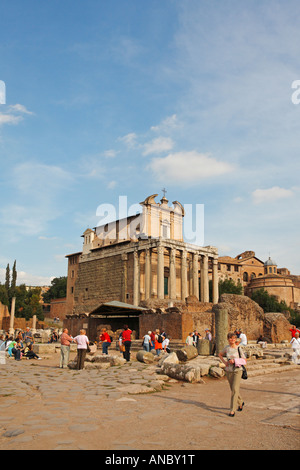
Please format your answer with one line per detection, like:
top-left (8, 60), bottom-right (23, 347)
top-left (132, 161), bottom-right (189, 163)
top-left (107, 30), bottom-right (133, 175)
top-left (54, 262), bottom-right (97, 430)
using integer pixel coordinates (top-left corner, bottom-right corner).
top-left (136, 350), bottom-right (155, 364)
top-left (33, 344), bottom-right (56, 355)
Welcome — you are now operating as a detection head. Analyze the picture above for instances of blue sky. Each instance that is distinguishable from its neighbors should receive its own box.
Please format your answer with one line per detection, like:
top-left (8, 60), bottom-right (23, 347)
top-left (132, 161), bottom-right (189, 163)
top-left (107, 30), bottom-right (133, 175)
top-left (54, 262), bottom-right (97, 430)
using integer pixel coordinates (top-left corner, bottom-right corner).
top-left (0, 0), bottom-right (299, 286)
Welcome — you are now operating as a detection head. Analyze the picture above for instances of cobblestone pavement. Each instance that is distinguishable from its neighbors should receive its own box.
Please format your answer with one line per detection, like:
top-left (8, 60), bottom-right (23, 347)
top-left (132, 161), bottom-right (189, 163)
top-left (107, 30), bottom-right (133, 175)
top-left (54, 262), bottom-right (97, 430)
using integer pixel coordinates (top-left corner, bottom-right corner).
top-left (0, 351), bottom-right (299, 451)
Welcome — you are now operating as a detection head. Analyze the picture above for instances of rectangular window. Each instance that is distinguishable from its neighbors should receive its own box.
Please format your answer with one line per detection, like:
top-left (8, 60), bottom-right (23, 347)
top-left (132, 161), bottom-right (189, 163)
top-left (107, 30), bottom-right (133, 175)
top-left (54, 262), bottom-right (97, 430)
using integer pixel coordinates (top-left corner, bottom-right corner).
top-left (164, 277), bottom-right (168, 296)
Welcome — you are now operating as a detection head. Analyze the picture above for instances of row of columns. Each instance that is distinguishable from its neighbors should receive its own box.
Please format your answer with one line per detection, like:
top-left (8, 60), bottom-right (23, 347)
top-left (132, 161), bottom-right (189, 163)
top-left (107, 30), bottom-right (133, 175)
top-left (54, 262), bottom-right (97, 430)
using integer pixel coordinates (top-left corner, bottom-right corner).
top-left (132, 244), bottom-right (219, 306)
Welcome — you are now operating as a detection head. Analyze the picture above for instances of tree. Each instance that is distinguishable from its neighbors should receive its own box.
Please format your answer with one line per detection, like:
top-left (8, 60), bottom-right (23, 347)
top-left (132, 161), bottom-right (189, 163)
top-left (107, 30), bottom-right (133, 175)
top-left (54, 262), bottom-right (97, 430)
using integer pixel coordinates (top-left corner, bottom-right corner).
top-left (15, 285), bottom-right (44, 321)
top-left (11, 260), bottom-right (17, 291)
top-left (0, 283), bottom-right (9, 307)
top-left (42, 276), bottom-right (67, 303)
top-left (218, 279), bottom-right (243, 296)
top-left (250, 288), bottom-right (290, 313)
top-left (5, 263), bottom-right (10, 292)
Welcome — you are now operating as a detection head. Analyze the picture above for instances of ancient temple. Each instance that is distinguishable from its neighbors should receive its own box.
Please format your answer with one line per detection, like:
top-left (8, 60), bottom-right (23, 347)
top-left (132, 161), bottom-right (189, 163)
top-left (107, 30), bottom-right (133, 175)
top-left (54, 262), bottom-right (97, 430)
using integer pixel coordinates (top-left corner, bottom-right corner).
top-left (65, 194), bottom-right (219, 316)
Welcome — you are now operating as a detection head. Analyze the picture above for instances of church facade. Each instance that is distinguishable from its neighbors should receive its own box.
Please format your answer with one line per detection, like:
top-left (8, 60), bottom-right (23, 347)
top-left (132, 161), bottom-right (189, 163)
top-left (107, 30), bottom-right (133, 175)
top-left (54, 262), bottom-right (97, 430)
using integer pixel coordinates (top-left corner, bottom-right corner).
top-left (65, 194), bottom-right (219, 316)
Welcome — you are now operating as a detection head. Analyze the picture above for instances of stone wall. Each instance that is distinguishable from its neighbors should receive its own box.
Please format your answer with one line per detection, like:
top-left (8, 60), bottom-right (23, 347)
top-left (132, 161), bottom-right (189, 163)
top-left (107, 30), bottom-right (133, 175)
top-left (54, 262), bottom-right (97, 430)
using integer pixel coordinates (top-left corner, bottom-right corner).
top-left (73, 254), bottom-right (125, 314)
top-left (216, 294), bottom-right (265, 339)
top-left (139, 309), bottom-right (193, 341)
top-left (50, 298), bottom-right (67, 320)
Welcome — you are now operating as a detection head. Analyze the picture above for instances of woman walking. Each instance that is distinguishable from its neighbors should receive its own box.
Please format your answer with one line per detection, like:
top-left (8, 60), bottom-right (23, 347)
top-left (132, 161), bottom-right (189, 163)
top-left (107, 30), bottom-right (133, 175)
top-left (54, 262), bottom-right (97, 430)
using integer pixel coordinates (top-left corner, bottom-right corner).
top-left (219, 332), bottom-right (247, 417)
top-left (121, 325), bottom-right (132, 362)
top-left (74, 329), bottom-right (90, 370)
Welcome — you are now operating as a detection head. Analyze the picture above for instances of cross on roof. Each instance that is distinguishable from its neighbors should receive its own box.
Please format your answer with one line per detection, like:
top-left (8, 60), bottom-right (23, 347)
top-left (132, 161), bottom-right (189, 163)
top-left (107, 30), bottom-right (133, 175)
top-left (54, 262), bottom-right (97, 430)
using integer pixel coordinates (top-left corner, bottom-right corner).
top-left (162, 188), bottom-right (167, 198)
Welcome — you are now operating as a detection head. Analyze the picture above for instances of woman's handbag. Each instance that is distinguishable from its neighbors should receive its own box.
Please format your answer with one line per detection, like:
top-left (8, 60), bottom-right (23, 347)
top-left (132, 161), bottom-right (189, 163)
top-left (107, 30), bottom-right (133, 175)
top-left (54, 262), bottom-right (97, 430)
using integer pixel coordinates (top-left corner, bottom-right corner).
top-left (238, 347), bottom-right (248, 380)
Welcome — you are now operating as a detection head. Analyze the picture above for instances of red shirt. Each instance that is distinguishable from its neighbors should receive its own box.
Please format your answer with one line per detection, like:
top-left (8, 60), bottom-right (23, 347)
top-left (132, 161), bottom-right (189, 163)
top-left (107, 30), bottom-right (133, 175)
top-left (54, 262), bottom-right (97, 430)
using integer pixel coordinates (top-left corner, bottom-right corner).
top-left (290, 328), bottom-right (300, 338)
top-left (122, 329), bottom-right (132, 342)
top-left (100, 332), bottom-right (111, 343)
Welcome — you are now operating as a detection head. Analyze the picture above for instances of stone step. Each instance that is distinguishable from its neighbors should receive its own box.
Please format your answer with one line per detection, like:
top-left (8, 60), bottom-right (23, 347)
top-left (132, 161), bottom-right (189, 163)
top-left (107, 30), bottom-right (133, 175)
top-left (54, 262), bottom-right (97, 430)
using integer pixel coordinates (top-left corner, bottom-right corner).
top-left (247, 363), bottom-right (298, 377)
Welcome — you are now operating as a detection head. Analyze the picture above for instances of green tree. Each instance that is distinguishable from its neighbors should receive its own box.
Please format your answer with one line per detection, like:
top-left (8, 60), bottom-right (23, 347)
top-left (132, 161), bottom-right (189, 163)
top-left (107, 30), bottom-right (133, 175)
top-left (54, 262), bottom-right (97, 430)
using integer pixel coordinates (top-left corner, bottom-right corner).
top-left (219, 279), bottom-right (243, 296)
top-left (0, 283), bottom-right (9, 306)
top-left (250, 288), bottom-right (290, 313)
top-left (42, 276), bottom-right (67, 303)
top-left (11, 260), bottom-right (17, 292)
top-left (5, 263), bottom-right (10, 292)
top-left (15, 285), bottom-right (44, 321)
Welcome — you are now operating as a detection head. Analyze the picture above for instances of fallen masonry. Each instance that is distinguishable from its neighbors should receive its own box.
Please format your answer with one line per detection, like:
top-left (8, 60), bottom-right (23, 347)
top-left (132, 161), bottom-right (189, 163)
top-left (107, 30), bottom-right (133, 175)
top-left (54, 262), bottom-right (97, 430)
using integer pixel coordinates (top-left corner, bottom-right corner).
top-left (65, 342), bottom-right (298, 391)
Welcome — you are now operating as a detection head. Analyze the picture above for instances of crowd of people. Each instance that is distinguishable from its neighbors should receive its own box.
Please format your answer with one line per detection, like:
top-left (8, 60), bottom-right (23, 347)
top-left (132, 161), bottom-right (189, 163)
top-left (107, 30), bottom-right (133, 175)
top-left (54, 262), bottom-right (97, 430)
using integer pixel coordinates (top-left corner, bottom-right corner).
top-left (1, 321), bottom-right (299, 374)
top-left (0, 327), bottom-right (41, 361)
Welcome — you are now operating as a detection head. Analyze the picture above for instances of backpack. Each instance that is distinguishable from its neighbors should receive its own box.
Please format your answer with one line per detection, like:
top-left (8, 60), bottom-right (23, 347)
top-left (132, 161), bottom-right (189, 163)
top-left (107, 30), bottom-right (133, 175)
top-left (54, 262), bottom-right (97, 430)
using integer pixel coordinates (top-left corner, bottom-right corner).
top-left (157, 334), bottom-right (163, 343)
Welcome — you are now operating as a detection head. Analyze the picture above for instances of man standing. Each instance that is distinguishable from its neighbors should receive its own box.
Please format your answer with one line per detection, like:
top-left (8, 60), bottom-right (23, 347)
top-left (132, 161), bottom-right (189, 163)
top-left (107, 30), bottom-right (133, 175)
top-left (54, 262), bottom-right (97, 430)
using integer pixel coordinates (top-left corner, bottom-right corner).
top-left (23, 327), bottom-right (34, 345)
top-left (60, 328), bottom-right (73, 369)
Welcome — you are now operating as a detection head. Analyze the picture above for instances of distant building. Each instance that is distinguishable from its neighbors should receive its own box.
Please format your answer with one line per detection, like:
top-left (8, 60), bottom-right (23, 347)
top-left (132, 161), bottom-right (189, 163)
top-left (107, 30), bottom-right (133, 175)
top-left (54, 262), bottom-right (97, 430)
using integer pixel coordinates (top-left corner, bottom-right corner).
top-left (245, 257), bottom-right (300, 310)
top-left (218, 250), bottom-right (265, 286)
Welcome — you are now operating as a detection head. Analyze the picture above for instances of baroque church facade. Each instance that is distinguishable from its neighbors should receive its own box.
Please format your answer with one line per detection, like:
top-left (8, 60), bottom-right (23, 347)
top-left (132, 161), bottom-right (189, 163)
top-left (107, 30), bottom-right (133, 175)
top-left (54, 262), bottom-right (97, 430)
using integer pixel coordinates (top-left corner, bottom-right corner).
top-left (65, 194), bottom-right (219, 316)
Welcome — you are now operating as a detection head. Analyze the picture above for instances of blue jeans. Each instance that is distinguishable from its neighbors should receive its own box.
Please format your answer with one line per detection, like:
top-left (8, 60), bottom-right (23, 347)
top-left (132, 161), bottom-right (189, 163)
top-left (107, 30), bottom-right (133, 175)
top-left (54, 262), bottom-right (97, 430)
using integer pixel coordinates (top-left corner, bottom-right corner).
top-left (143, 343), bottom-right (150, 352)
top-left (102, 342), bottom-right (110, 355)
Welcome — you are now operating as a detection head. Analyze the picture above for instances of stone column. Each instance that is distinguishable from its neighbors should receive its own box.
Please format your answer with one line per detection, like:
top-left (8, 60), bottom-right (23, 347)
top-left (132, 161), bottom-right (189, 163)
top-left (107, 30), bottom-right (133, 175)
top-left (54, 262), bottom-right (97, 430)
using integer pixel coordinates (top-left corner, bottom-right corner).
top-left (157, 244), bottom-right (165, 299)
top-left (192, 252), bottom-right (199, 299)
top-left (202, 254), bottom-right (209, 303)
top-left (181, 250), bottom-right (188, 301)
top-left (145, 248), bottom-right (151, 300)
top-left (189, 257), bottom-right (193, 296)
top-left (32, 315), bottom-right (37, 334)
top-left (121, 253), bottom-right (128, 303)
top-left (212, 258), bottom-right (219, 304)
top-left (169, 248), bottom-right (176, 300)
top-left (133, 249), bottom-right (139, 306)
top-left (214, 304), bottom-right (228, 355)
top-left (9, 297), bottom-right (16, 335)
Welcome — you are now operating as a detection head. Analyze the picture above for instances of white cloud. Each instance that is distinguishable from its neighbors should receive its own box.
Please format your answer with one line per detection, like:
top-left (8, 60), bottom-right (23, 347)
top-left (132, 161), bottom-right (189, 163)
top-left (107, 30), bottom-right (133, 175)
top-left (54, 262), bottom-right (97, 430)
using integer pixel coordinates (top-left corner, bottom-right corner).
top-left (151, 114), bottom-right (181, 133)
top-left (103, 149), bottom-right (118, 158)
top-left (0, 103), bottom-right (33, 127)
top-left (118, 132), bottom-right (137, 147)
top-left (142, 137), bottom-right (174, 156)
top-left (0, 113), bottom-right (23, 126)
top-left (9, 104), bottom-right (34, 115)
top-left (252, 186), bottom-right (294, 204)
top-left (15, 270), bottom-right (54, 287)
top-left (0, 267), bottom-right (53, 287)
top-left (148, 151), bottom-right (234, 184)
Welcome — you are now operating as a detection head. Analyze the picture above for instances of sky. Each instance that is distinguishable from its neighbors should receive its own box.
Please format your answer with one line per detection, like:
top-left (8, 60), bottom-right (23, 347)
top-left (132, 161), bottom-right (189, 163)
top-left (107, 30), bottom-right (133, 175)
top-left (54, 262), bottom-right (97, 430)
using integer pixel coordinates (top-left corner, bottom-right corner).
top-left (0, 0), bottom-right (299, 286)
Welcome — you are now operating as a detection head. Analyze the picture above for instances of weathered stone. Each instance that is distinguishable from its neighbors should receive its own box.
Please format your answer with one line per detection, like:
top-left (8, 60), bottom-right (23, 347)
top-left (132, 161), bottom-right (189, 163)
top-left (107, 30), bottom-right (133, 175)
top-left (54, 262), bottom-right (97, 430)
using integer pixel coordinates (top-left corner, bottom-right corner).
top-left (136, 350), bottom-right (155, 364)
top-left (91, 354), bottom-right (126, 366)
top-left (161, 352), bottom-right (179, 365)
top-left (32, 344), bottom-right (56, 355)
top-left (209, 366), bottom-right (225, 378)
top-left (116, 384), bottom-right (155, 394)
top-left (175, 345), bottom-right (198, 362)
top-left (161, 362), bottom-right (204, 383)
top-left (197, 339), bottom-right (213, 356)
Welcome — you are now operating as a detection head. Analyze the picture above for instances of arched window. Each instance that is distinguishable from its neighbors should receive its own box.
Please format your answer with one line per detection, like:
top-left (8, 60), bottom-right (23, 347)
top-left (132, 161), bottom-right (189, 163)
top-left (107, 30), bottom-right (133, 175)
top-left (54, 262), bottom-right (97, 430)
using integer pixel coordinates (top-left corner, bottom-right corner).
top-left (243, 272), bottom-right (248, 282)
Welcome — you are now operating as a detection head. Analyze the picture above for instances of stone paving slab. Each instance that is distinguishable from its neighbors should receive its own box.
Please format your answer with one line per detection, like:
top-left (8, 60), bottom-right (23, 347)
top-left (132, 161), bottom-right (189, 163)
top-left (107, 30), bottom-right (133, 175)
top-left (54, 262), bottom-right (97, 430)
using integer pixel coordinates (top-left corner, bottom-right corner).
top-left (0, 351), bottom-right (299, 450)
